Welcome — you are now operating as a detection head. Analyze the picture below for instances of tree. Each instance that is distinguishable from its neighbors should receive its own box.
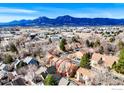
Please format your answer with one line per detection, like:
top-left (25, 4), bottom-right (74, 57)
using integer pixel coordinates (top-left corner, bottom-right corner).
top-left (113, 48), bottom-right (124, 74)
top-left (98, 58), bottom-right (104, 65)
top-left (99, 46), bottom-right (104, 54)
top-left (86, 39), bottom-right (90, 47)
top-left (49, 38), bottom-right (52, 43)
top-left (109, 37), bottom-right (115, 42)
top-left (16, 61), bottom-right (27, 69)
top-left (44, 74), bottom-right (56, 85)
top-left (10, 43), bottom-right (18, 53)
top-left (72, 37), bottom-right (78, 43)
top-left (80, 53), bottom-right (91, 69)
top-left (118, 40), bottom-right (124, 50)
top-left (85, 39), bottom-right (94, 48)
top-left (104, 44), bottom-right (115, 55)
top-left (112, 61), bottom-right (116, 69)
top-left (0, 37), bottom-right (2, 43)
top-left (94, 39), bottom-right (100, 47)
top-left (90, 42), bottom-right (94, 48)
top-left (119, 48), bottom-right (124, 60)
top-left (3, 55), bottom-right (13, 64)
top-left (59, 39), bottom-right (66, 51)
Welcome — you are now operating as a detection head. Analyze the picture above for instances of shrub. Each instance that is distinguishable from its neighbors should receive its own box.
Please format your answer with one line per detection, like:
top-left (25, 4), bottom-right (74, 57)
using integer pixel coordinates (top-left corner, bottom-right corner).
top-left (94, 39), bottom-right (100, 47)
top-left (16, 61), bottom-right (27, 69)
top-left (118, 40), bottom-right (124, 50)
top-left (3, 55), bottom-right (13, 64)
top-left (109, 37), bottom-right (115, 42)
top-left (44, 74), bottom-right (56, 85)
top-left (10, 43), bottom-right (18, 53)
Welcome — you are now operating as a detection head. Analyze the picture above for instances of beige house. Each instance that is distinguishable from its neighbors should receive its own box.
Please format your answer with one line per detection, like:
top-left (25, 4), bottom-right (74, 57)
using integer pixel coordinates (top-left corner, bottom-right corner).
top-left (91, 53), bottom-right (119, 69)
top-left (76, 67), bottom-right (95, 85)
top-left (68, 50), bottom-right (85, 59)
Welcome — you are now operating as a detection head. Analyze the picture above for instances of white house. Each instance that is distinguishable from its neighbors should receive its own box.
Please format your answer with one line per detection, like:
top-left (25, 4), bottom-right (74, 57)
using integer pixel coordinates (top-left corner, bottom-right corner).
top-left (23, 57), bottom-right (39, 65)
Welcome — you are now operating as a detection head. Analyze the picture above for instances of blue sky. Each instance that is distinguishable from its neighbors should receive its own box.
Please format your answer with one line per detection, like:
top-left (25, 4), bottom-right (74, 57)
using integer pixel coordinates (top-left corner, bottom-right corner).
top-left (0, 3), bottom-right (124, 22)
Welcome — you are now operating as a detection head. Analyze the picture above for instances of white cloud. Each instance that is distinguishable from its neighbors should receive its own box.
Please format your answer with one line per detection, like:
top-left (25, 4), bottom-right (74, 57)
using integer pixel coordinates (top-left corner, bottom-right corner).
top-left (0, 7), bottom-right (39, 14)
top-left (1, 5), bottom-right (124, 23)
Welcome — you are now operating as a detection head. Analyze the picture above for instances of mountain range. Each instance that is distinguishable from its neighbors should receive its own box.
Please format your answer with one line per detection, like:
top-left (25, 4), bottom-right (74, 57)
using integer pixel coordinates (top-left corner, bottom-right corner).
top-left (1, 15), bottom-right (124, 26)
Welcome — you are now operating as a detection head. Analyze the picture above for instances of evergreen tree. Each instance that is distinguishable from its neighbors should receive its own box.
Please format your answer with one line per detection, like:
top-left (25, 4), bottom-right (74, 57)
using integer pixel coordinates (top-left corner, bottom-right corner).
top-left (59, 39), bottom-right (66, 51)
top-left (113, 48), bottom-right (124, 74)
top-left (80, 53), bottom-right (91, 69)
top-left (44, 74), bottom-right (56, 85)
top-left (86, 39), bottom-right (90, 47)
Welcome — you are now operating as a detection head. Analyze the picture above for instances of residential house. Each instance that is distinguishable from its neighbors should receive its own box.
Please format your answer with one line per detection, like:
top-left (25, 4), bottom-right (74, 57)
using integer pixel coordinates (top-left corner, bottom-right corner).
top-left (76, 67), bottom-right (95, 85)
top-left (58, 77), bottom-right (70, 85)
top-left (23, 57), bottom-right (39, 66)
top-left (14, 59), bottom-right (21, 69)
top-left (68, 50), bottom-right (85, 66)
top-left (0, 64), bottom-right (7, 71)
top-left (47, 53), bottom-right (78, 77)
top-left (49, 34), bottom-right (63, 42)
top-left (91, 53), bottom-right (119, 70)
top-left (35, 66), bottom-right (47, 75)
top-left (57, 58), bottom-right (78, 77)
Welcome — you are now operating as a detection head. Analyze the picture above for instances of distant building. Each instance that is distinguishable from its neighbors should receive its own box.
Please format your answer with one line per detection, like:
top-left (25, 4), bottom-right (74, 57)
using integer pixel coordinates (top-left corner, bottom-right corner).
top-left (23, 57), bottom-right (39, 66)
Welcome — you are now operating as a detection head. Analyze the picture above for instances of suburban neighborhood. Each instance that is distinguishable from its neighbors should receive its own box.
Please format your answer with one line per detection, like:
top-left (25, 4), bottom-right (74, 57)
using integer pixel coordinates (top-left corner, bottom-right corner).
top-left (0, 26), bottom-right (124, 85)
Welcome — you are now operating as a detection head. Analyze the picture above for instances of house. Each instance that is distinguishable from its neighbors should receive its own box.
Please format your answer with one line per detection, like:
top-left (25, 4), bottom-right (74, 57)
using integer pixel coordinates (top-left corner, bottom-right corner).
top-left (55, 58), bottom-right (78, 77)
top-left (68, 81), bottom-right (77, 86)
top-left (0, 64), bottom-right (7, 71)
top-left (23, 57), bottom-right (39, 66)
top-left (49, 34), bottom-right (63, 42)
top-left (67, 50), bottom-right (86, 66)
top-left (47, 54), bottom-right (78, 77)
top-left (68, 50), bottom-right (85, 60)
top-left (0, 72), bottom-right (15, 85)
top-left (46, 52), bottom-right (59, 66)
top-left (46, 52), bottom-right (59, 65)
top-left (74, 51), bottom-right (85, 59)
top-left (91, 53), bottom-right (119, 69)
top-left (14, 57), bottom-right (39, 69)
top-left (76, 67), bottom-right (95, 85)
top-left (58, 77), bottom-right (70, 85)
top-left (14, 59), bottom-right (21, 69)
top-left (0, 71), bottom-right (7, 79)
top-left (35, 66), bottom-right (47, 75)
top-left (91, 53), bottom-right (102, 68)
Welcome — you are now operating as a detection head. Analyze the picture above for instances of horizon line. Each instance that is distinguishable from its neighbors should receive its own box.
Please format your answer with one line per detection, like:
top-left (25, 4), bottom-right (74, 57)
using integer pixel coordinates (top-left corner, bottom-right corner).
top-left (1, 15), bottom-right (124, 23)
